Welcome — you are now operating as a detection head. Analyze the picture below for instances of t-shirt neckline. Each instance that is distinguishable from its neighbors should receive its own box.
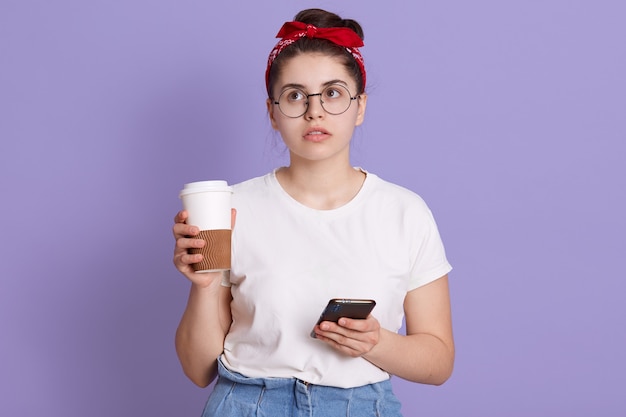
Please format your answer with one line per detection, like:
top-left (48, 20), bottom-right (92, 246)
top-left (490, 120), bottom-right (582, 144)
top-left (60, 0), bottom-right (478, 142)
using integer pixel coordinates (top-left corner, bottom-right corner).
top-left (269, 167), bottom-right (374, 218)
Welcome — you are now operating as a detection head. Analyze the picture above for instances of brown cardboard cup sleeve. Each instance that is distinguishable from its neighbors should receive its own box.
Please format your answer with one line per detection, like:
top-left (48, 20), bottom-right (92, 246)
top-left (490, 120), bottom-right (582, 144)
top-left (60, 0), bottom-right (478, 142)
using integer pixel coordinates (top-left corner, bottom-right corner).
top-left (189, 229), bottom-right (231, 272)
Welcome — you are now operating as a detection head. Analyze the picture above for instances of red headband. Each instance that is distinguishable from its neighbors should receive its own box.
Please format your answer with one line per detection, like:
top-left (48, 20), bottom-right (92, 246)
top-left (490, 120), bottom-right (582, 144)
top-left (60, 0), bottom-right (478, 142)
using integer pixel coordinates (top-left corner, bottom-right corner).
top-left (265, 21), bottom-right (366, 95)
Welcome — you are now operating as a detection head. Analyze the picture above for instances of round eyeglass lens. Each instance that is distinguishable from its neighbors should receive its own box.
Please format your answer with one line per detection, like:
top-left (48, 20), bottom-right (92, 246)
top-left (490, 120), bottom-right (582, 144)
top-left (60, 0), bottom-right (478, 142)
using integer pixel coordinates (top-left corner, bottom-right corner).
top-left (275, 84), bottom-right (356, 118)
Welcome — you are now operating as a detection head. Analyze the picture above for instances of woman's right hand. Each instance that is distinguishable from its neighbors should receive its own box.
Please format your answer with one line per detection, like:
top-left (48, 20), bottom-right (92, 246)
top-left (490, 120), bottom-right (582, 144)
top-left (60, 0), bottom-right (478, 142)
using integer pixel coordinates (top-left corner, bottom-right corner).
top-left (172, 210), bottom-right (221, 288)
top-left (173, 209), bottom-right (236, 387)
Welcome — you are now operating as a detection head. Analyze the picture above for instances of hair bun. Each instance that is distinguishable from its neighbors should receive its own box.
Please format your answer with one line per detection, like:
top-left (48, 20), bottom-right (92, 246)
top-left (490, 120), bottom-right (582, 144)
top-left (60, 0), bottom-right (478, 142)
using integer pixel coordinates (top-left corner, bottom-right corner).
top-left (294, 8), bottom-right (364, 40)
top-left (341, 19), bottom-right (364, 40)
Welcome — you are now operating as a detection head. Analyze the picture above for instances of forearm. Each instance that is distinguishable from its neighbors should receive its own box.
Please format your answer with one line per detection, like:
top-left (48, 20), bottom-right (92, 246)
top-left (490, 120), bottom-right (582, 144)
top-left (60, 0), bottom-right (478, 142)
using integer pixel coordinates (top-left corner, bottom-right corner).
top-left (363, 328), bottom-right (455, 385)
top-left (175, 278), bottom-right (231, 387)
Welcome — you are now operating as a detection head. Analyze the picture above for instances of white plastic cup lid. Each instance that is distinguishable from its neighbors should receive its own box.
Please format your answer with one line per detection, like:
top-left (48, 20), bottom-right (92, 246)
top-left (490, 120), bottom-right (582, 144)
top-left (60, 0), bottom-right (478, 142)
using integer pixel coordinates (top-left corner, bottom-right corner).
top-left (179, 180), bottom-right (232, 198)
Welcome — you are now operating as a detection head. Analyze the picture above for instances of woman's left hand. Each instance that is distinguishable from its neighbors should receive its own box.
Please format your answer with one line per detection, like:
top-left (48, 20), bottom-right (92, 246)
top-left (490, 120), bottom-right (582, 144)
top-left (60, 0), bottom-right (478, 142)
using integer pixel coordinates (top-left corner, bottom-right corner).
top-left (313, 315), bottom-right (380, 357)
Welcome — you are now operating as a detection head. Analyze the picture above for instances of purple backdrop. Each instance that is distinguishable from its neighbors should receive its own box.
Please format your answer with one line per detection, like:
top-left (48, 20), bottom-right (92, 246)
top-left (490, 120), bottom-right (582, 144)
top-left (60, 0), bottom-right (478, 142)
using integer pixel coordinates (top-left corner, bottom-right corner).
top-left (1, 1), bottom-right (624, 416)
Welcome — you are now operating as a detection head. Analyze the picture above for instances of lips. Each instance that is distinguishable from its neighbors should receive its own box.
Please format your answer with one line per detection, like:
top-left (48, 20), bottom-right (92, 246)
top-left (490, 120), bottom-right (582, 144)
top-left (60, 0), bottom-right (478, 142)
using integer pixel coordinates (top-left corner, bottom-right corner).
top-left (304, 127), bottom-right (330, 142)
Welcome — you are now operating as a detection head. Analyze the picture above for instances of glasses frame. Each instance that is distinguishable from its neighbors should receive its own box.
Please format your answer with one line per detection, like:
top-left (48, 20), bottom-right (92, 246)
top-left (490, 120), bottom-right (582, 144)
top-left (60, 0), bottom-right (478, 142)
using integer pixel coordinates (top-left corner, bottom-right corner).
top-left (272, 84), bottom-right (359, 118)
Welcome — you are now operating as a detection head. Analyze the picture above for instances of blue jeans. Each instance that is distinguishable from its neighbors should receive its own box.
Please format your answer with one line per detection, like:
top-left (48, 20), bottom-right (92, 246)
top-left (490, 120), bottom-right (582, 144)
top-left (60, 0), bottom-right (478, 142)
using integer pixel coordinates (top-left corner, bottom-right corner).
top-left (202, 358), bottom-right (403, 417)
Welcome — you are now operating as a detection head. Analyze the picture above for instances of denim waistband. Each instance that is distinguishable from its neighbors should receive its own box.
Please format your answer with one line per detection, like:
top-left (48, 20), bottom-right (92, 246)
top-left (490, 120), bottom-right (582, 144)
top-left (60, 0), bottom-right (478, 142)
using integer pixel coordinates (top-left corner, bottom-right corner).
top-left (206, 357), bottom-right (403, 417)
top-left (217, 356), bottom-right (314, 389)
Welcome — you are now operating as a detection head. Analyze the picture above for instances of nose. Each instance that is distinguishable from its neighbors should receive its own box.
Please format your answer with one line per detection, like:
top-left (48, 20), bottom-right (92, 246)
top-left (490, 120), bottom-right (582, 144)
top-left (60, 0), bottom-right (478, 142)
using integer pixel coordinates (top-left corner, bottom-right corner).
top-left (305, 93), bottom-right (324, 119)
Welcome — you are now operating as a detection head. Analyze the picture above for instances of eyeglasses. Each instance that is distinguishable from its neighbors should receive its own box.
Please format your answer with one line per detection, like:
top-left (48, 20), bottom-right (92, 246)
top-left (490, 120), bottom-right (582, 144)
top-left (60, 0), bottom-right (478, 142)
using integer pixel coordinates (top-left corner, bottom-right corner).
top-left (272, 84), bottom-right (359, 118)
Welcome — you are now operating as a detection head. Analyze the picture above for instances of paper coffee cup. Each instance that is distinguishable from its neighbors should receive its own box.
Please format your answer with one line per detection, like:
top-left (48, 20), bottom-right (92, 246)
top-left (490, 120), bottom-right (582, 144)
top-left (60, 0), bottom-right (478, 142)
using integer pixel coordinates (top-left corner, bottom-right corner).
top-left (179, 180), bottom-right (233, 273)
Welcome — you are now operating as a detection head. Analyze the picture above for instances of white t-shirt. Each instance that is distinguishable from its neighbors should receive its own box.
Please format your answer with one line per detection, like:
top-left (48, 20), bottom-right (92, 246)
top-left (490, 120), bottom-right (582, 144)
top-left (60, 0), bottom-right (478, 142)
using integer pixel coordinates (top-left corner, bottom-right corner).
top-left (221, 169), bottom-right (452, 388)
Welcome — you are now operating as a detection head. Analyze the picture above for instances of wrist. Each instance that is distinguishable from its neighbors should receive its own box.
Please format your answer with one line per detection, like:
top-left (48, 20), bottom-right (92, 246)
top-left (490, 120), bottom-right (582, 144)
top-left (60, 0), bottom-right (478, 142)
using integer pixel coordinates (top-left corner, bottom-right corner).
top-left (189, 270), bottom-right (227, 291)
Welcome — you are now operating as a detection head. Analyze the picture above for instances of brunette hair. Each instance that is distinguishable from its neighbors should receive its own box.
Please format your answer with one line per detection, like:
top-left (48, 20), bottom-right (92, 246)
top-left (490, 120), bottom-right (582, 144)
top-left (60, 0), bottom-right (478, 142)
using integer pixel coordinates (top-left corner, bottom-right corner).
top-left (267, 9), bottom-right (366, 97)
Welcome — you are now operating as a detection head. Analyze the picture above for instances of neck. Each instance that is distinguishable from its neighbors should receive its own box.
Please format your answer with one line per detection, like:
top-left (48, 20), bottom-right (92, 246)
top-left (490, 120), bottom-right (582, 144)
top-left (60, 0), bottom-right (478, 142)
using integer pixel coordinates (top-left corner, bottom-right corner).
top-left (276, 160), bottom-right (365, 210)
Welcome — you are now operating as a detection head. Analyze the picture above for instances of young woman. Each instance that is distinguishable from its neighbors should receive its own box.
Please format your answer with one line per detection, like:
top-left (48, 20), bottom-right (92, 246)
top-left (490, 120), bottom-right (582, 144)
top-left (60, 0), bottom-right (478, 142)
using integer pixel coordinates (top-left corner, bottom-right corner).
top-left (173, 8), bottom-right (454, 416)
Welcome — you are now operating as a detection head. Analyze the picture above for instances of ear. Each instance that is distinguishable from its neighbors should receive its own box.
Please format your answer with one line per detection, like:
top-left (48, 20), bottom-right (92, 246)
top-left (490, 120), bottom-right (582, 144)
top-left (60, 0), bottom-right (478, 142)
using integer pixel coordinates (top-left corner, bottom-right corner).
top-left (354, 94), bottom-right (368, 126)
top-left (267, 98), bottom-right (279, 130)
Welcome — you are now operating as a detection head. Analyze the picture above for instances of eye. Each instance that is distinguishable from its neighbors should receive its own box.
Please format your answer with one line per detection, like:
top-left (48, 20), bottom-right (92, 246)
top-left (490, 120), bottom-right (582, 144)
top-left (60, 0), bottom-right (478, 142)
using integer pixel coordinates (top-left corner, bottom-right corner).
top-left (285, 89), bottom-right (306, 102)
top-left (323, 85), bottom-right (345, 100)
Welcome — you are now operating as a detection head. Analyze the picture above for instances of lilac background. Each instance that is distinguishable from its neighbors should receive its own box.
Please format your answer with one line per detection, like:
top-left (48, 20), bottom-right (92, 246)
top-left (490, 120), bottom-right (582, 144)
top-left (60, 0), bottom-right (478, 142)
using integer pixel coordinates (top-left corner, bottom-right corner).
top-left (1, 0), bottom-right (624, 416)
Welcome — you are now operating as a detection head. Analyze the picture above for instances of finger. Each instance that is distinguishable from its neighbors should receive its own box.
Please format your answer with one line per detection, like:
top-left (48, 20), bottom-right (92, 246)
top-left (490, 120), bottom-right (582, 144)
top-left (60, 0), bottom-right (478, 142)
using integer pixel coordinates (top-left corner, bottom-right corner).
top-left (319, 319), bottom-right (379, 347)
top-left (177, 235), bottom-right (204, 247)
top-left (320, 319), bottom-right (367, 335)
top-left (318, 322), bottom-right (358, 341)
top-left (179, 252), bottom-right (203, 266)
top-left (315, 331), bottom-right (366, 357)
top-left (337, 317), bottom-right (371, 332)
top-left (173, 223), bottom-right (200, 238)
top-left (174, 210), bottom-right (188, 224)
top-left (231, 208), bottom-right (237, 229)
top-left (174, 241), bottom-right (203, 271)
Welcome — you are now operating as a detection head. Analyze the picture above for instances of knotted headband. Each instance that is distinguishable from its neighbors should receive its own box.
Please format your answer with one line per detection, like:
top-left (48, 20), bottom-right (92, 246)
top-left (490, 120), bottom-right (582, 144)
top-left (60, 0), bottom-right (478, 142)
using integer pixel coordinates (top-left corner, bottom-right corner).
top-left (265, 21), bottom-right (366, 95)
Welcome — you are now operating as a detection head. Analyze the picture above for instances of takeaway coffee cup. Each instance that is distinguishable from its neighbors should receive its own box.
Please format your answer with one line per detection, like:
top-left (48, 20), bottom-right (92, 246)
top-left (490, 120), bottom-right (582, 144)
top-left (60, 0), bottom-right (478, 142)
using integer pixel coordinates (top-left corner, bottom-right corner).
top-left (179, 180), bottom-right (233, 273)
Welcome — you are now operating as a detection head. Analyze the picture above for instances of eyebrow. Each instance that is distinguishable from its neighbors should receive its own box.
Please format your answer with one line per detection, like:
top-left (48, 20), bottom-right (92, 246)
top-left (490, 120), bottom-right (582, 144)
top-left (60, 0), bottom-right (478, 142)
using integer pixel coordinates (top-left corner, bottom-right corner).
top-left (279, 79), bottom-right (350, 92)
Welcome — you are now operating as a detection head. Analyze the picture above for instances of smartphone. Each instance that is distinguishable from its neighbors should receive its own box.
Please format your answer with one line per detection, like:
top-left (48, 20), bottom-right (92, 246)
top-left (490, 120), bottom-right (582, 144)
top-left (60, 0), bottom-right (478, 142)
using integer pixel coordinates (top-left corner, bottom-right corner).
top-left (310, 298), bottom-right (376, 338)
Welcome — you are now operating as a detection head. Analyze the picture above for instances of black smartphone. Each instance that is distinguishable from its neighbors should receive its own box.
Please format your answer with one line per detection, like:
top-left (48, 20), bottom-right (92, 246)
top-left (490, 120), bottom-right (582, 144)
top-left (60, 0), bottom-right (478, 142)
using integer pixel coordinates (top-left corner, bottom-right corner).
top-left (310, 298), bottom-right (376, 338)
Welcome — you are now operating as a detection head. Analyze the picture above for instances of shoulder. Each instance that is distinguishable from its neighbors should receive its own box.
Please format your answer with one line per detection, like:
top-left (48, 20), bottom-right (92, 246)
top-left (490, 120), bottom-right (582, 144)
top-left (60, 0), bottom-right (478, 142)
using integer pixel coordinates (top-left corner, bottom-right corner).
top-left (232, 172), bottom-right (271, 190)
top-left (231, 172), bottom-right (286, 215)
top-left (232, 172), bottom-right (275, 199)
top-left (364, 172), bottom-right (431, 214)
